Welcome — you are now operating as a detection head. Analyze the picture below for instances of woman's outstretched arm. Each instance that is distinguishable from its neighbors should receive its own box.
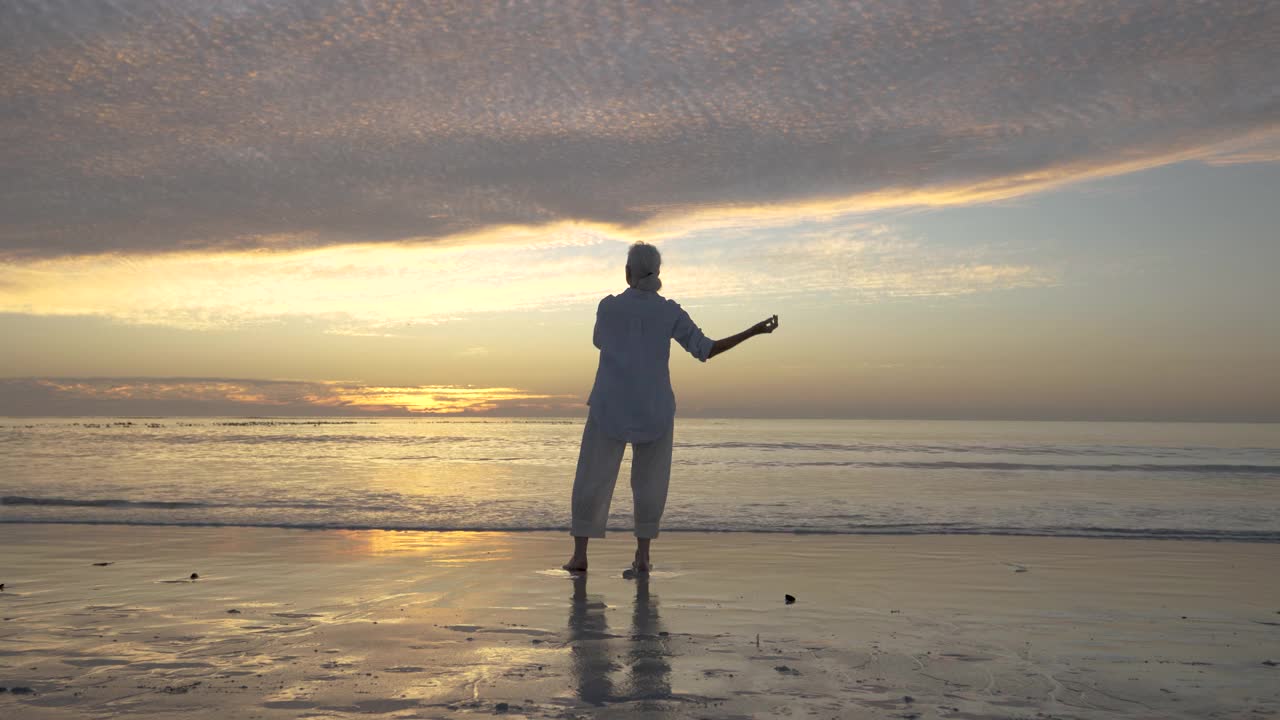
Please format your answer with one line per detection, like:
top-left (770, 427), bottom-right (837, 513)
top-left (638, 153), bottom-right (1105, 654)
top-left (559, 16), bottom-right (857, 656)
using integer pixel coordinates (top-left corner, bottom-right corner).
top-left (708, 315), bottom-right (778, 359)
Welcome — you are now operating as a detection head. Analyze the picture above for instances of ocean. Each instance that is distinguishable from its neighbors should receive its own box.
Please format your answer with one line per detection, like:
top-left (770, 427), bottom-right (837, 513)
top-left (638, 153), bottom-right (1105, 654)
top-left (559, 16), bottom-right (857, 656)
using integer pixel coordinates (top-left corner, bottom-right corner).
top-left (2, 417), bottom-right (1278, 542)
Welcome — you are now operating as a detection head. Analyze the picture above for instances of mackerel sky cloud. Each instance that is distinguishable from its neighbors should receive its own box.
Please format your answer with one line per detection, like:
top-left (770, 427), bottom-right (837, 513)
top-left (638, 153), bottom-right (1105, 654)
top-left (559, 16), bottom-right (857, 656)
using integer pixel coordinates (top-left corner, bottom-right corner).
top-left (1, 0), bottom-right (1276, 258)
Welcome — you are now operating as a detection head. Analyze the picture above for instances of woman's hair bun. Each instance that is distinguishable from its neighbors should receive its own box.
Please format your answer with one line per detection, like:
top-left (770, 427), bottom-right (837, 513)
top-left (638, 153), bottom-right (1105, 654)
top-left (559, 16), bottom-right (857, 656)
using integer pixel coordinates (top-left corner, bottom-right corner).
top-left (626, 242), bottom-right (662, 291)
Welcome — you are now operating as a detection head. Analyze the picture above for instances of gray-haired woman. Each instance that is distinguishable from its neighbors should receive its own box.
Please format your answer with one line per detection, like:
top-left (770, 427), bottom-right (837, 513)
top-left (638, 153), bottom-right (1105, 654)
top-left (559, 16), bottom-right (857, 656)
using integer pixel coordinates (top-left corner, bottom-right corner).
top-left (564, 242), bottom-right (778, 574)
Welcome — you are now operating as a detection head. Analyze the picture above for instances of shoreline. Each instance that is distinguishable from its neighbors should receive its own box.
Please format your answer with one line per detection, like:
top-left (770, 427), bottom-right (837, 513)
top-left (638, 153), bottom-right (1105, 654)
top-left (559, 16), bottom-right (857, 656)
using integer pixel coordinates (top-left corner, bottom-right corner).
top-left (1, 525), bottom-right (1278, 718)
top-left (4, 518), bottom-right (1280, 543)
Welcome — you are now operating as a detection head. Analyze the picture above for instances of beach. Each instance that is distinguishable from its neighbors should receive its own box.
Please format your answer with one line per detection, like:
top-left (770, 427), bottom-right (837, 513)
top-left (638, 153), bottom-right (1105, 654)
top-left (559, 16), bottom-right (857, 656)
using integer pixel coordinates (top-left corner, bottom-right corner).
top-left (1, 525), bottom-right (1277, 719)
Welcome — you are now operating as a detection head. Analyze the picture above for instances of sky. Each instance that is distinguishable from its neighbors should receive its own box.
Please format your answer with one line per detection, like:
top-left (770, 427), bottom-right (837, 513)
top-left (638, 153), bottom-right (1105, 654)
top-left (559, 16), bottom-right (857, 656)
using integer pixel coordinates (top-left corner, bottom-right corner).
top-left (1, 0), bottom-right (1278, 420)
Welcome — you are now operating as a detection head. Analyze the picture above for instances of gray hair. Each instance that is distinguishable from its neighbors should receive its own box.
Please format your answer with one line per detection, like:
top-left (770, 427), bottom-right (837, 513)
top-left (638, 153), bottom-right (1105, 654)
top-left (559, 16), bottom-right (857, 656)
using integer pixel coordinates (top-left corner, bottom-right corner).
top-left (626, 242), bottom-right (662, 292)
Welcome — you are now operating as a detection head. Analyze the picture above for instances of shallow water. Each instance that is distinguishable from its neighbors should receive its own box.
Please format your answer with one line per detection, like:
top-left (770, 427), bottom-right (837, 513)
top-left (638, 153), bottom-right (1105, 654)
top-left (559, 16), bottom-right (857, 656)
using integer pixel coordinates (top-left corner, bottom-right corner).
top-left (2, 417), bottom-right (1278, 541)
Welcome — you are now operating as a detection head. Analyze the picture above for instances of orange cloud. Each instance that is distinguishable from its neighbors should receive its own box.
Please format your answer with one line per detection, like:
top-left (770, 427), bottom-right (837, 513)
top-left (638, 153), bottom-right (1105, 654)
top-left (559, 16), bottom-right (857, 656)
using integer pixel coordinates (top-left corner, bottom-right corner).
top-left (313, 383), bottom-right (570, 415)
top-left (13, 378), bottom-right (573, 416)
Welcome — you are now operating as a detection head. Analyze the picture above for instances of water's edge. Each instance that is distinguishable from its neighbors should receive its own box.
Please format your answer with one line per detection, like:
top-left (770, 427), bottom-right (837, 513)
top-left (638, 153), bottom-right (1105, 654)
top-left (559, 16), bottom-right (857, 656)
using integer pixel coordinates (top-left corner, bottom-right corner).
top-left (3, 517), bottom-right (1277, 543)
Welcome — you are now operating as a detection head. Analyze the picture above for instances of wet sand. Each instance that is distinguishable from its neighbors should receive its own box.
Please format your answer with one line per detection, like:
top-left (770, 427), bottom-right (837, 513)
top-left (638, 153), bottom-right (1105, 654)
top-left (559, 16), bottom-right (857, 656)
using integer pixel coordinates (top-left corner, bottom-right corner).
top-left (1, 525), bottom-right (1278, 719)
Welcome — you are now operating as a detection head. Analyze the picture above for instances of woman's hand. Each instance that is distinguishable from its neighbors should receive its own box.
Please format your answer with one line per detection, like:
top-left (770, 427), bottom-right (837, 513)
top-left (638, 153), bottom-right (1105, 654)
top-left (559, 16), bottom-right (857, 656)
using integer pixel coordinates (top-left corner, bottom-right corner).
top-left (709, 315), bottom-right (779, 359)
top-left (752, 315), bottom-right (779, 335)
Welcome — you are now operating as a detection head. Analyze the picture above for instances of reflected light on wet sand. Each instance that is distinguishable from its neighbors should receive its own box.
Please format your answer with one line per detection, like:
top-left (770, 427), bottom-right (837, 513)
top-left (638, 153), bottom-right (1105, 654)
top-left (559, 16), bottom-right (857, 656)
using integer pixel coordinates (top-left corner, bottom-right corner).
top-left (330, 529), bottom-right (516, 561)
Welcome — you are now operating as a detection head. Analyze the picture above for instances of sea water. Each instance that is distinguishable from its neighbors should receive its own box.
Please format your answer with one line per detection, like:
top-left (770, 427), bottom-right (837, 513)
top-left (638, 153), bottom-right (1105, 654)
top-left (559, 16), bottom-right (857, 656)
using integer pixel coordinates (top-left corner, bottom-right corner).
top-left (2, 418), bottom-right (1278, 541)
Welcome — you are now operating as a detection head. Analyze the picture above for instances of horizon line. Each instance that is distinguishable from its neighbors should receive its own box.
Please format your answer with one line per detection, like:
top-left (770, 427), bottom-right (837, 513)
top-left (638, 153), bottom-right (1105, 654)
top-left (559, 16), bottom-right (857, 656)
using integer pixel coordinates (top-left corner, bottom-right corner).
top-left (2, 414), bottom-right (1278, 425)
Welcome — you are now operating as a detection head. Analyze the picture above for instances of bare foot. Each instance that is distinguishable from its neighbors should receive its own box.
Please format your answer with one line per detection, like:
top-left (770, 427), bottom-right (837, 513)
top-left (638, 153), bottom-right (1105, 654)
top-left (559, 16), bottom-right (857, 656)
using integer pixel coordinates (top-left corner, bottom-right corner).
top-left (562, 557), bottom-right (588, 573)
top-left (623, 559), bottom-right (652, 579)
top-left (633, 551), bottom-right (652, 573)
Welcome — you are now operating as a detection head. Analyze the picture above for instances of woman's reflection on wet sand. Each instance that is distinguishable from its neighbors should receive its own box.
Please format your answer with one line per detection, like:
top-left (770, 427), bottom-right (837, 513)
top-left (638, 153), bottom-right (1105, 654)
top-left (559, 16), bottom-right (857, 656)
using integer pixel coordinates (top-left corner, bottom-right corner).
top-left (567, 573), bottom-right (671, 706)
top-left (625, 574), bottom-right (671, 699)
top-left (568, 573), bottom-right (615, 704)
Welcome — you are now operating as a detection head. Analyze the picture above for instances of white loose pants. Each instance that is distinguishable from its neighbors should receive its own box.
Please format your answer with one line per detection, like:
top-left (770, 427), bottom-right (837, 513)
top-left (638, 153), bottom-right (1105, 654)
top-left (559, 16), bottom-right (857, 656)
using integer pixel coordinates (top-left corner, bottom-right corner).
top-left (570, 415), bottom-right (673, 539)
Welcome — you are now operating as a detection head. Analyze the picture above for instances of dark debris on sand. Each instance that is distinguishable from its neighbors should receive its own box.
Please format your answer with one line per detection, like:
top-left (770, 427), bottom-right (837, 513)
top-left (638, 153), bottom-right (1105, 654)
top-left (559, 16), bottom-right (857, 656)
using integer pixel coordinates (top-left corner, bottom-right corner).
top-left (162, 681), bottom-right (202, 694)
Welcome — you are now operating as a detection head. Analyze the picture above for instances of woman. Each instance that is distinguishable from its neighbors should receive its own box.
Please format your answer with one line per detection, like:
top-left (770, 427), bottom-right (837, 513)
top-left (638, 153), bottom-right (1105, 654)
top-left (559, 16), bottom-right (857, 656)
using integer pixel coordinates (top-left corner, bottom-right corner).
top-left (564, 241), bottom-right (778, 574)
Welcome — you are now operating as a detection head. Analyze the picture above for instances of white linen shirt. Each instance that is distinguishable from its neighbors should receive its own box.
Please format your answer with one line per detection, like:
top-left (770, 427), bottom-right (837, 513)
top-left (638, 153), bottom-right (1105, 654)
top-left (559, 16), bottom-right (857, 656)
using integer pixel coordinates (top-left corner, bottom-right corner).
top-left (586, 288), bottom-right (714, 442)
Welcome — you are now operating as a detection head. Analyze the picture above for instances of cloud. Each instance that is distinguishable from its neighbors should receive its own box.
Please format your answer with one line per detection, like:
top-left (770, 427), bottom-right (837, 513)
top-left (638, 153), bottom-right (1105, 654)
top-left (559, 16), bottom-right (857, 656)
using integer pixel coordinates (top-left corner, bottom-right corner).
top-left (1, 0), bottom-right (1276, 258)
top-left (0, 377), bottom-right (573, 416)
top-left (0, 220), bottom-right (1052, 329)
top-left (1198, 132), bottom-right (1280, 166)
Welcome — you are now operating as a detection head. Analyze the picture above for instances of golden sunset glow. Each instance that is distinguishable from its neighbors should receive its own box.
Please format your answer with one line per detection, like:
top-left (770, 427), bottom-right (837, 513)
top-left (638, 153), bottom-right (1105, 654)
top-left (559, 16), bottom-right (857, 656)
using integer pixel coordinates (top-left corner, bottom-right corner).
top-left (320, 385), bottom-right (570, 415)
top-left (0, 221), bottom-right (1053, 331)
top-left (21, 378), bottom-right (572, 416)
